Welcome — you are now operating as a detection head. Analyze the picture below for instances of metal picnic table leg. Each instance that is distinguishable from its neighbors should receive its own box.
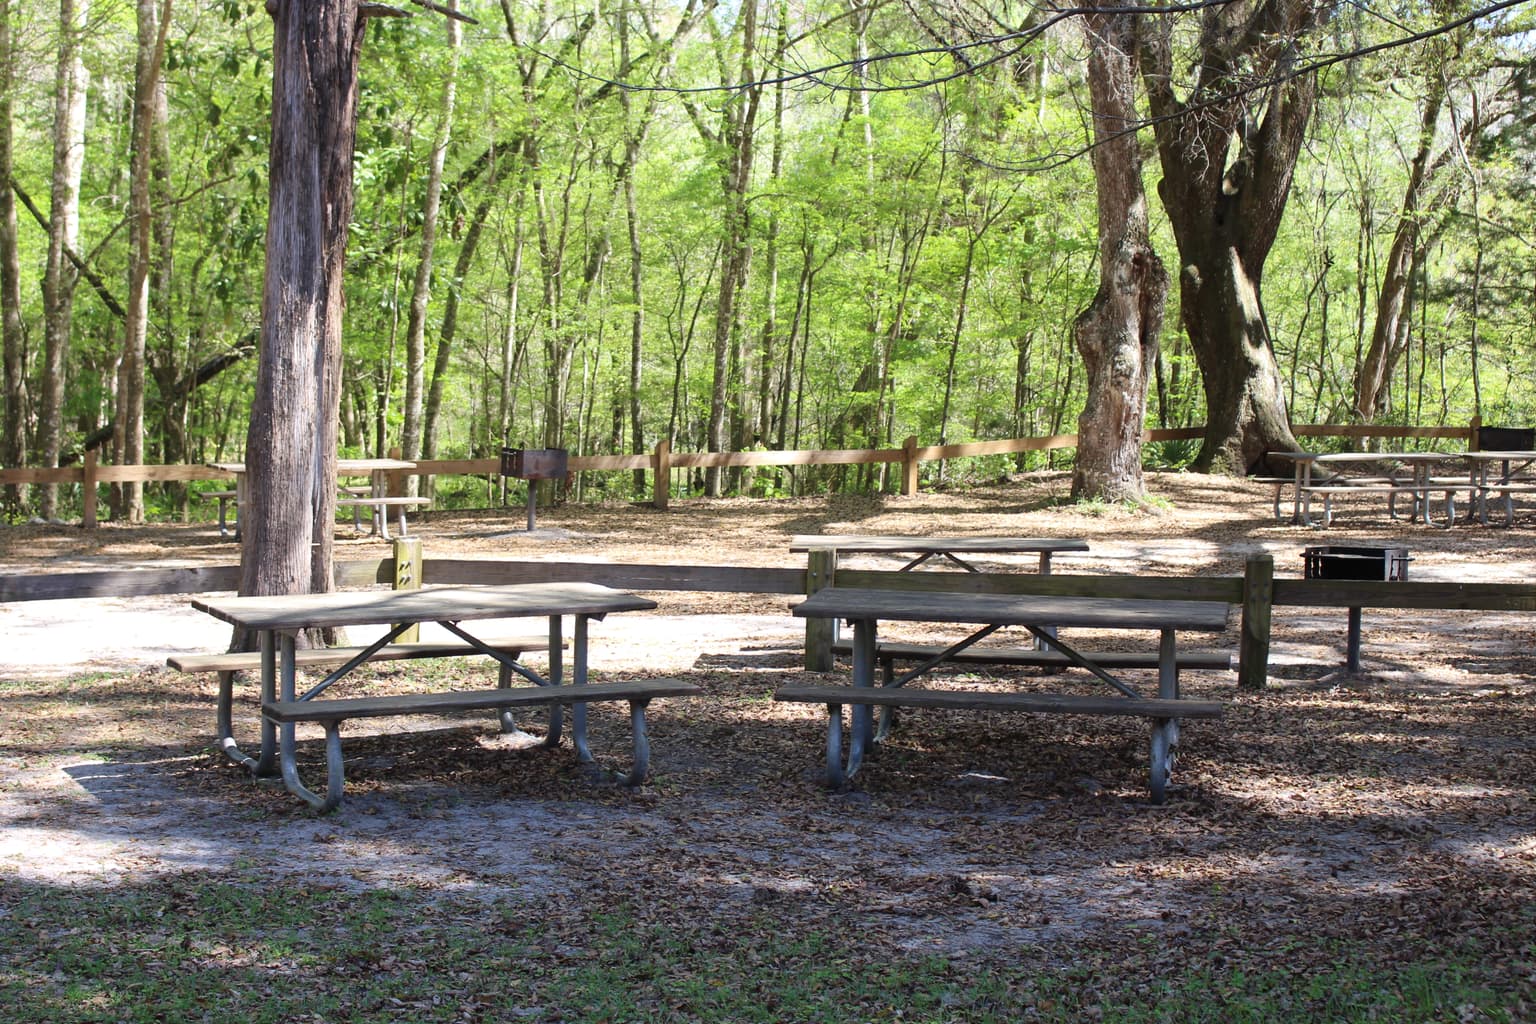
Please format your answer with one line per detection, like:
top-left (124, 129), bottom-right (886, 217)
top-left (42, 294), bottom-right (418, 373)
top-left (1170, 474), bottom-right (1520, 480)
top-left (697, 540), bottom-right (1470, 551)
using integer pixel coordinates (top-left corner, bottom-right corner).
top-left (819, 616), bottom-right (875, 787)
top-left (571, 614), bottom-right (593, 765)
top-left (272, 631), bottom-right (345, 811)
top-left (497, 614), bottom-right (566, 746)
top-left (1148, 627), bottom-right (1181, 805)
top-left (253, 631), bottom-right (280, 777)
top-left (370, 470), bottom-right (392, 540)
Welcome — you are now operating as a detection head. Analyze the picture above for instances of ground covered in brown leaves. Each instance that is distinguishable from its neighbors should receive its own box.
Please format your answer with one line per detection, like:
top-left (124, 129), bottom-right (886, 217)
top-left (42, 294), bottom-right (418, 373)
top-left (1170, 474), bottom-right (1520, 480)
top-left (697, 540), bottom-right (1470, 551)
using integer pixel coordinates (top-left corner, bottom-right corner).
top-left (1, 472), bottom-right (1534, 1019)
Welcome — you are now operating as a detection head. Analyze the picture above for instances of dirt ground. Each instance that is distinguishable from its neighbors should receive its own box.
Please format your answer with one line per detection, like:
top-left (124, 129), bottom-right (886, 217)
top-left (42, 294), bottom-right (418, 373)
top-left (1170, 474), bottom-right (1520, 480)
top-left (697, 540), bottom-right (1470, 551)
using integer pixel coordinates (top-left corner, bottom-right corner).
top-left (1, 472), bottom-right (1534, 985)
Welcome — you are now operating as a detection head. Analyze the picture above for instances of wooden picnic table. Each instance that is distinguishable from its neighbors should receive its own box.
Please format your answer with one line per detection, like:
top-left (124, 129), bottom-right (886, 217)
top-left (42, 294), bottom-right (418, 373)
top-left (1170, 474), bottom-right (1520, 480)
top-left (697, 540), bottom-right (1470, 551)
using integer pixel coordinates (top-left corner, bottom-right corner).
top-left (209, 458), bottom-right (422, 540)
top-left (192, 582), bottom-right (678, 811)
top-left (791, 534), bottom-right (1091, 660)
top-left (789, 534), bottom-right (1089, 574)
top-left (780, 586), bottom-right (1230, 803)
top-left (1461, 450), bottom-right (1536, 525)
top-left (1269, 451), bottom-right (1460, 528)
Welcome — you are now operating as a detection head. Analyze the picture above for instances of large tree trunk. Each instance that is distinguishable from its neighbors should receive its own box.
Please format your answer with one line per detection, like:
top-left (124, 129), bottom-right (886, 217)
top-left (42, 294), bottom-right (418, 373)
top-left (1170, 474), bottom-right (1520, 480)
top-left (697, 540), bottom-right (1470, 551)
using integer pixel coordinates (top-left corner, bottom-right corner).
top-left (240, 0), bottom-right (363, 605)
top-left (1071, 0), bottom-right (1166, 503)
top-left (1140, 0), bottom-right (1328, 474)
top-left (0, 0), bottom-right (27, 513)
top-left (38, 0), bottom-right (90, 519)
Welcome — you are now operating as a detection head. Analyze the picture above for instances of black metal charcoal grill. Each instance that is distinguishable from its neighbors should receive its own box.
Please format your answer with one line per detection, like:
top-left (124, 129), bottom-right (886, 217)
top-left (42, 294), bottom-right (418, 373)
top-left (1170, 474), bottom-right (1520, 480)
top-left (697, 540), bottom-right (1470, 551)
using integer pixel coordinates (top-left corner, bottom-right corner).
top-left (1303, 545), bottom-right (1410, 671)
top-left (500, 446), bottom-right (568, 531)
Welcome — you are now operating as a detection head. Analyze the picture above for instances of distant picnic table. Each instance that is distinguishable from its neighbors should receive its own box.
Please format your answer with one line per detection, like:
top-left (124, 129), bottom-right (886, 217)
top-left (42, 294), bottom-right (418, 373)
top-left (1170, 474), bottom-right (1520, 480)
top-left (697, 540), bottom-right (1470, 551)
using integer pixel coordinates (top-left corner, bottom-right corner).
top-left (208, 457), bottom-right (425, 540)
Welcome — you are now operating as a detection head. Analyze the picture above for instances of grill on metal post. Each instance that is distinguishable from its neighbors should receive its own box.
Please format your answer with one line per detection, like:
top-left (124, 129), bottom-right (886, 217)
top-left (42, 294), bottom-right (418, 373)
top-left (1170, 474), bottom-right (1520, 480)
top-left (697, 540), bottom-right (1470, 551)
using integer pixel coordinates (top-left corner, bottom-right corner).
top-left (499, 447), bottom-right (569, 531)
top-left (1303, 546), bottom-right (1410, 672)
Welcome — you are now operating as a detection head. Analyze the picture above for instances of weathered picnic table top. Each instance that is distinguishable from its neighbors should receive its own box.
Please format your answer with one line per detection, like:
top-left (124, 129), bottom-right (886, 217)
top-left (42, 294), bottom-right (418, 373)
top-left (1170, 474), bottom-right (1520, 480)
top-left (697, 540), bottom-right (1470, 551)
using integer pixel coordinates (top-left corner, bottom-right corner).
top-left (193, 582), bottom-right (656, 631)
top-left (792, 586), bottom-right (1230, 631)
top-left (789, 535), bottom-right (1090, 554)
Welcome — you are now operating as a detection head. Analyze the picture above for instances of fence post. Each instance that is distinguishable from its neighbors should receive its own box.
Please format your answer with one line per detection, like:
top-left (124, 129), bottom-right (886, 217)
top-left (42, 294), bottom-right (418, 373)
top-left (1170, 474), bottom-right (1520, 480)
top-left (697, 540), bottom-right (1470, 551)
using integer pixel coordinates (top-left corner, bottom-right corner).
top-left (653, 438), bottom-right (671, 510)
top-left (803, 547), bottom-right (837, 671)
top-left (386, 445), bottom-right (407, 497)
top-left (1238, 551), bottom-right (1273, 690)
top-left (392, 537), bottom-right (423, 642)
top-left (81, 449), bottom-right (98, 529)
top-left (1469, 414), bottom-right (1481, 450)
top-left (901, 435), bottom-right (919, 496)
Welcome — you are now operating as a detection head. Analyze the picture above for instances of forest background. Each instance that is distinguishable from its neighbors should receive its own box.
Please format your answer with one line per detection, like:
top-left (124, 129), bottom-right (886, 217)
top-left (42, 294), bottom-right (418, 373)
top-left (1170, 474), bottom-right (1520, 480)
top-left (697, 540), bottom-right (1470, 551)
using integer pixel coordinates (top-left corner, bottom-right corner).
top-left (0, 0), bottom-right (1532, 523)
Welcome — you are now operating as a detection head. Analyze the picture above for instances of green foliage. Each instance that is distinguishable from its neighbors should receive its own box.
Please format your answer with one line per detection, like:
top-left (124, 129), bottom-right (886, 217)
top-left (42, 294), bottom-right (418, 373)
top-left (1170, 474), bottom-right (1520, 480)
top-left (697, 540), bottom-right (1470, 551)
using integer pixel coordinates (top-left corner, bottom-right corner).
top-left (0, 880), bottom-right (1524, 1023)
top-left (2, 0), bottom-right (1533, 517)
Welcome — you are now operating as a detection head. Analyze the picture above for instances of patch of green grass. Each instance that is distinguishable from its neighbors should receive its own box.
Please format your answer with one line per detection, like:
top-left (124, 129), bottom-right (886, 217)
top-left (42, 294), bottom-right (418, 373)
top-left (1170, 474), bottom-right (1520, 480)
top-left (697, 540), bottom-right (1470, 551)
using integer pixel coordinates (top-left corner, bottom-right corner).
top-left (1, 879), bottom-right (1528, 1024)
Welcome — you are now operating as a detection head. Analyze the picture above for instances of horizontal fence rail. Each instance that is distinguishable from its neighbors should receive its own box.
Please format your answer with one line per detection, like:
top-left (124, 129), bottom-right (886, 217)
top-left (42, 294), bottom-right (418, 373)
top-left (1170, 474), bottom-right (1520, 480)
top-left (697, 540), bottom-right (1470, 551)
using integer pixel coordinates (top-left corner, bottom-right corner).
top-left (0, 421), bottom-right (1482, 526)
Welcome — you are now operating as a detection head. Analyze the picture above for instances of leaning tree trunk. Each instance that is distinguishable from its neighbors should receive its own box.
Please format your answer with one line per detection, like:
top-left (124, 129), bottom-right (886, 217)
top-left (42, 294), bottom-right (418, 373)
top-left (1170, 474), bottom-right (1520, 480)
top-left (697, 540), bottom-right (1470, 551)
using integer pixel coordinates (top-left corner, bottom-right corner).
top-left (240, 0), bottom-right (363, 606)
top-left (1071, 0), bottom-right (1166, 503)
top-left (1177, 248), bottom-right (1297, 474)
top-left (1139, 0), bottom-right (1327, 475)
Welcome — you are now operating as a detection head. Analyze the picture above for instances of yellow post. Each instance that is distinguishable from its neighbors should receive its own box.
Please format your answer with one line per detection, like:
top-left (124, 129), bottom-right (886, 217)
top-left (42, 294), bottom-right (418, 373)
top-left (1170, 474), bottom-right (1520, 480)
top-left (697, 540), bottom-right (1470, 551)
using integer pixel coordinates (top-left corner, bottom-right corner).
top-left (392, 537), bottom-right (423, 643)
top-left (803, 547), bottom-right (837, 671)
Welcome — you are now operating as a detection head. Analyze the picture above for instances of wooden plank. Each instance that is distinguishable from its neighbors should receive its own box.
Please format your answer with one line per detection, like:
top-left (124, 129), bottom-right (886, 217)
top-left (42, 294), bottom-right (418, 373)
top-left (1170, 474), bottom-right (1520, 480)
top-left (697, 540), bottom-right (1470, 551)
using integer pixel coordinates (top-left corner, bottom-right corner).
top-left (0, 565), bottom-right (245, 602)
top-left (833, 568), bottom-right (1244, 603)
top-left (166, 636), bottom-right (552, 673)
top-left (420, 558), bottom-right (808, 595)
top-left (334, 496), bottom-right (431, 507)
top-left (1272, 578), bottom-right (1536, 611)
top-left (1293, 424), bottom-right (1473, 440)
top-left (194, 582), bottom-right (658, 631)
top-left (831, 640), bottom-right (1233, 670)
top-left (262, 679), bottom-right (702, 723)
top-left (793, 587), bottom-right (1232, 631)
top-left (772, 684), bottom-right (1224, 718)
top-left (910, 435), bottom-right (1078, 460)
top-left (669, 448), bottom-right (901, 469)
top-left (789, 535), bottom-right (1090, 555)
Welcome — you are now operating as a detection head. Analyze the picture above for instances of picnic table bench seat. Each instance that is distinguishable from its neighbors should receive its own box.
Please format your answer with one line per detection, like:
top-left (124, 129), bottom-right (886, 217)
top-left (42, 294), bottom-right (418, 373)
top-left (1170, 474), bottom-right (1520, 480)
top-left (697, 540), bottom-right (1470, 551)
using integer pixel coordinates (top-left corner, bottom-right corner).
top-left (196, 488), bottom-right (241, 537)
top-left (1472, 481), bottom-right (1536, 525)
top-left (166, 635), bottom-right (553, 675)
top-left (830, 639), bottom-right (1234, 678)
top-left (774, 683), bottom-right (1224, 798)
top-left (264, 678), bottom-right (702, 810)
top-left (335, 494), bottom-right (432, 536)
top-left (774, 683), bottom-right (1223, 720)
top-left (1299, 480), bottom-right (1460, 528)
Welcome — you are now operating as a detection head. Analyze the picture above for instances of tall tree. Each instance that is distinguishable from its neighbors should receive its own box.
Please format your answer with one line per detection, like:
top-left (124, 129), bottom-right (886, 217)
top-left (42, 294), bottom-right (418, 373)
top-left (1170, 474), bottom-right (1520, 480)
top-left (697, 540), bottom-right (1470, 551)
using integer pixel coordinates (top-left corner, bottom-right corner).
top-left (401, 0), bottom-right (460, 479)
top-left (1139, 0), bottom-right (1331, 473)
top-left (686, 0), bottom-right (761, 496)
top-left (0, 0), bottom-right (26, 513)
top-left (38, 0), bottom-right (90, 519)
top-left (1072, 0), bottom-right (1166, 502)
top-left (116, 0), bottom-right (172, 523)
